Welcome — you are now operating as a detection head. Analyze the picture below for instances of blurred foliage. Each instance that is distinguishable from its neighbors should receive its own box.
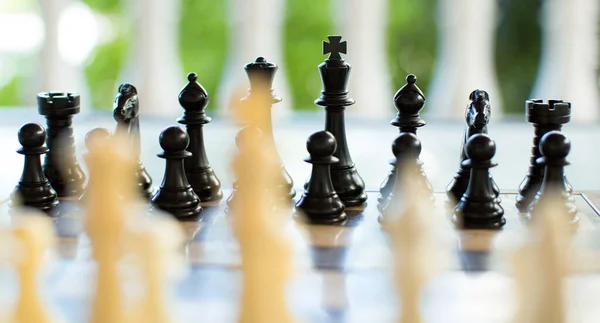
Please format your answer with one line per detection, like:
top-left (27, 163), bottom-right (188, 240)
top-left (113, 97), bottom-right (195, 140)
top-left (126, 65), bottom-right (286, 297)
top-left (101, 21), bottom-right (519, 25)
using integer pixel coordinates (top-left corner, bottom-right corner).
top-left (283, 0), bottom-right (333, 111)
top-left (0, 76), bottom-right (21, 106)
top-left (387, 0), bottom-right (437, 112)
top-left (495, 0), bottom-right (542, 113)
top-left (84, 35), bottom-right (129, 109)
top-left (0, 0), bottom-right (594, 115)
top-left (81, 0), bottom-right (121, 13)
top-left (178, 0), bottom-right (227, 110)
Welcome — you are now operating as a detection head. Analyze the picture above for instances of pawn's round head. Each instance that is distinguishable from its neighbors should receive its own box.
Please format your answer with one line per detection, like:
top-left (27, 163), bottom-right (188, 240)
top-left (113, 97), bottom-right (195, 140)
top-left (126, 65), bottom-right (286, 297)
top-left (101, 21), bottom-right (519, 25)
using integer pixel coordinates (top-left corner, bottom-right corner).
top-left (235, 126), bottom-right (263, 149)
top-left (465, 133), bottom-right (496, 161)
top-left (392, 132), bottom-right (421, 158)
top-left (307, 131), bottom-right (337, 158)
top-left (159, 126), bottom-right (189, 152)
top-left (85, 128), bottom-right (112, 150)
top-left (540, 130), bottom-right (570, 159)
top-left (18, 123), bottom-right (46, 148)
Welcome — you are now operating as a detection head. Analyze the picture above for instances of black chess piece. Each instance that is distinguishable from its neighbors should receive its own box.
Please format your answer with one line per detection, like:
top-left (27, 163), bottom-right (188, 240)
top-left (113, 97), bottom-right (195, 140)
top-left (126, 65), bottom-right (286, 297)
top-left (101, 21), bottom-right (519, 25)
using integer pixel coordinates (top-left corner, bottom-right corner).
top-left (113, 83), bottom-right (153, 199)
top-left (12, 123), bottom-right (59, 214)
top-left (379, 132), bottom-right (432, 221)
top-left (378, 74), bottom-right (432, 207)
top-left (527, 131), bottom-right (578, 223)
top-left (79, 128), bottom-right (113, 203)
top-left (37, 92), bottom-right (86, 198)
top-left (315, 35), bottom-right (366, 207)
top-left (177, 72), bottom-right (223, 202)
top-left (446, 89), bottom-right (499, 206)
top-left (151, 126), bottom-right (202, 220)
top-left (241, 57), bottom-right (295, 200)
top-left (453, 133), bottom-right (505, 229)
top-left (516, 99), bottom-right (572, 212)
top-left (295, 131), bottom-right (346, 224)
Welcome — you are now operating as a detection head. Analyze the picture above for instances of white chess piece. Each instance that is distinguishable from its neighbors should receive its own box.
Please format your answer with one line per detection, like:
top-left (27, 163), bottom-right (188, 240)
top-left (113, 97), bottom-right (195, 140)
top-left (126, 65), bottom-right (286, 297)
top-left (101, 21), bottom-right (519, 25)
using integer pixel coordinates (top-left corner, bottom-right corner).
top-left (10, 211), bottom-right (57, 323)
top-left (512, 195), bottom-right (572, 323)
top-left (125, 213), bottom-right (186, 323)
top-left (388, 166), bottom-right (439, 323)
top-left (84, 133), bottom-right (137, 323)
top-left (231, 91), bottom-right (295, 323)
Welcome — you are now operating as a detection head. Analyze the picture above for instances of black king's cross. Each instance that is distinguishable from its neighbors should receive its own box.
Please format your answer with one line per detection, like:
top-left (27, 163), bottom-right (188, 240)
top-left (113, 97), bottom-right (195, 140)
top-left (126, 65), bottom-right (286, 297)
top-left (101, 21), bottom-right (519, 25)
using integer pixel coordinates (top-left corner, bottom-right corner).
top-left (323, 35), bottom-right (347, 60)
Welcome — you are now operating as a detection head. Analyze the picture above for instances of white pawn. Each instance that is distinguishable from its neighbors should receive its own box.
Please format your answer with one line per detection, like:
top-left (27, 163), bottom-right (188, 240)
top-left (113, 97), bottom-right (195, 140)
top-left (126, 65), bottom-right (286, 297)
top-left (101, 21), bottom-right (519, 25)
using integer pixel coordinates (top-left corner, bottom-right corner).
top-left (9, 211), bottom-right (58, 323)
top-left (388, 165), bottom-right (439, 323)
top-left (84, 131), bottom-right (137, 323)
top-left (512, 194), bottom-right (572, 323)
top-left (125, 213), bottom-right (186, 323)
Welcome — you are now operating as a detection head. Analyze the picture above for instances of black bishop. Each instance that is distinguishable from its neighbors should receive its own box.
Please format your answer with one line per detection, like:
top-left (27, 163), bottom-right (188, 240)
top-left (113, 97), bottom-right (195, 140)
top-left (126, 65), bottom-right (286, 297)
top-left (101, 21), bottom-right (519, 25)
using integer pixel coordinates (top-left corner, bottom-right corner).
top-left (378, 74), bottom-right (432, 207)
top-left (296, 131), bottom-right (346, 224)
top-left (178, 72), bottom-right (222, 202)
top-left (151, 126), bottom-right (202, 220)
top-left (12, 123), bottom-right (59, 214)
top-left (316, 35), bottom-right (366, 206)
top-left (453, 133), bottom-right (505, 229)
top-left (527, 131), bottom-right (578, 224)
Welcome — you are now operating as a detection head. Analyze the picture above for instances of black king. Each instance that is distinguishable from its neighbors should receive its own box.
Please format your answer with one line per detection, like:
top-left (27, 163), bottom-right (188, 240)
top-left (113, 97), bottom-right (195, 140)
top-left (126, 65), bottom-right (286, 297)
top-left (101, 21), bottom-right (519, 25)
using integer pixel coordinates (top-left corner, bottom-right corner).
top-left (316, 36), bottom-right (366, 206)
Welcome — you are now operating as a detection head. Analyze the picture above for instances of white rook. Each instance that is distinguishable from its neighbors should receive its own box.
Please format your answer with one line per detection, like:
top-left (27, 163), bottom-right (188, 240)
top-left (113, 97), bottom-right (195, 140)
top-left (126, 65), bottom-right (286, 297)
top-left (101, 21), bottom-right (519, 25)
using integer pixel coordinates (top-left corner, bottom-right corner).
top-left (119, 0), bottom-right (183, 117)
top-left (427, 0), bottom-right (502, 118)
top-left (530, 0), bottom-right (600, 122)
top-left (335, 0), bottom-right (392, 118)
top-left (217, 0), bottom-right (291, 117)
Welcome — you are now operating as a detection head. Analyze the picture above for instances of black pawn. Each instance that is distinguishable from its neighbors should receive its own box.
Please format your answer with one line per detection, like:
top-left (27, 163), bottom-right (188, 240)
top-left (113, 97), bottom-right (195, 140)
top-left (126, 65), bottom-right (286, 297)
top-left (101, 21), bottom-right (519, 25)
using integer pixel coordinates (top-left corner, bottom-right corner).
top-left (378, 74), bottom-right (432, 206)
top-left (446, 90), bottom-right (499, 206)
top-left (79, 128), bottom-right (112, 202)
top-left (151, 126), bottom-right (202, 220)
top-left (241, 57), bottom-right (295, 200)
top-left (37, 92), bottom-right (86, 198)
top-left (527, 131), bottom-right (577, 223)
top-left (316, 35), bottom-right (366, 206)
top-left (12, 123), bottom-right (59, 213)
top-left (178, 72), bottom-right (223, 202)
top-left (516, 100), bottom-right (572, 212)
top-left (295, 131), bottom-right (346, 224)
top-left (226, 126), bottom-right (264, 210)
top-left (380, 132), bottom-right (432, 218)
top-left (453, 134), bottom-right (505, 229)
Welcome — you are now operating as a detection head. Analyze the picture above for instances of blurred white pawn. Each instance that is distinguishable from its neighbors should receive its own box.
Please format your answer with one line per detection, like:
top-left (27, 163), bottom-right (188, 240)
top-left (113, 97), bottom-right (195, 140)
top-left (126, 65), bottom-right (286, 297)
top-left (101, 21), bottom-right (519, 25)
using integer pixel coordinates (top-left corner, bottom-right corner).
top-left (124, 211), bottom-right (187, 323)
top-left (512, 195), bottom-right (573, 323)
top-left (387, 166), bottom-right (443, 323)
top-left (9, 210), bottom-right (62, 323)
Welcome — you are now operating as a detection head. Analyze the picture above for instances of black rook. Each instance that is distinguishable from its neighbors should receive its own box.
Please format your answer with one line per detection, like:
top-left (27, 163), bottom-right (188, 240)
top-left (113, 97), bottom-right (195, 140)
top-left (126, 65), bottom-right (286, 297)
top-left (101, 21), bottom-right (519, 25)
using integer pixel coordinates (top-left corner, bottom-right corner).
top-left (516, 99), bottom-right (571, 212)
top-left (37, 92), bottom-right (86, 198)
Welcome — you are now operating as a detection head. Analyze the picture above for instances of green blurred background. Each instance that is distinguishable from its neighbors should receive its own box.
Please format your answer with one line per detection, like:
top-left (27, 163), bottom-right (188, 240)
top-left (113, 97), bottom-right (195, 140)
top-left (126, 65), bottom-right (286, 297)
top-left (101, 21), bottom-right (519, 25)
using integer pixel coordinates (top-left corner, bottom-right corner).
top-left (0, 0), bottom-right (592, 114)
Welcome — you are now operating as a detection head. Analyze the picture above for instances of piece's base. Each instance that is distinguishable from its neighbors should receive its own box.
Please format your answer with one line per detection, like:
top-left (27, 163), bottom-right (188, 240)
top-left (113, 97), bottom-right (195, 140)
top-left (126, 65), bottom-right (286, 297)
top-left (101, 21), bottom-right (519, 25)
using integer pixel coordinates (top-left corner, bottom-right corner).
top-left (294, 210), bottom-right (347, 225)
top-left (452, 214), bottom-right (506, 230)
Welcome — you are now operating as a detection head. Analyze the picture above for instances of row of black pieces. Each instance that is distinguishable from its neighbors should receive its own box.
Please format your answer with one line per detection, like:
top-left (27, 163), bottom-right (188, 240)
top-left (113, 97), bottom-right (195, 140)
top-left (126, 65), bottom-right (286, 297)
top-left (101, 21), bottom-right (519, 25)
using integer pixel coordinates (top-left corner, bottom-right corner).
top-left (453, 130), bottom-right (576, 229)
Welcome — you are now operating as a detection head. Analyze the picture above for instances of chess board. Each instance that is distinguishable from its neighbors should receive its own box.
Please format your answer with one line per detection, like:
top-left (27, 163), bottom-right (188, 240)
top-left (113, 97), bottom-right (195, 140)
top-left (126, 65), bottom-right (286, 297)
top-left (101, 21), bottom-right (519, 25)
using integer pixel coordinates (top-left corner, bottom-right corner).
top-left (3, 190), bottom-right (600, 323)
